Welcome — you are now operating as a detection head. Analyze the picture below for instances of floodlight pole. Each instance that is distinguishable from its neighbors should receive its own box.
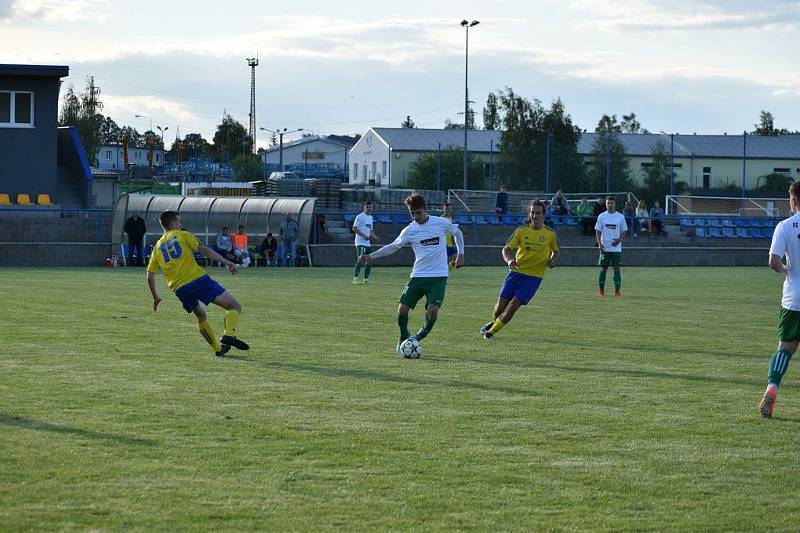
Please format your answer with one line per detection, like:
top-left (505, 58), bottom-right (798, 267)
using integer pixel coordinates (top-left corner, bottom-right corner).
top-left (461, 19), bottom-right (479, 191)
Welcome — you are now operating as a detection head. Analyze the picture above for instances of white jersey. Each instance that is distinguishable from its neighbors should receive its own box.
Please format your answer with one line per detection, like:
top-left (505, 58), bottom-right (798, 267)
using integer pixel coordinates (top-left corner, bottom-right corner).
top-left (595, 211), bottom-right (628, 252)
top-left (770, 213), bottom-right (800, 311)
top-left (371, 215), bottom-right (461, 278)
top-left (353, 212), bottom-right (373, 247)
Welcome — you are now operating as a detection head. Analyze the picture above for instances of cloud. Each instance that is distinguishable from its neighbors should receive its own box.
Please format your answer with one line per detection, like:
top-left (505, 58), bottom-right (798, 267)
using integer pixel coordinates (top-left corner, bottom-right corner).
top-left (5, 0), bottom-right (106, 22)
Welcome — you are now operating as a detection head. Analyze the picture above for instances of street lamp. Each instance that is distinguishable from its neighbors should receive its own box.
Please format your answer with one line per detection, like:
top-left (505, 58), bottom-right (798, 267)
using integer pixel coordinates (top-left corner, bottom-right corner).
top-left (460, 19), bottom-right (479, 191)
top-left (134, 113), bottom-right (152, 132)
top-left (259, 127), bottom-right (304, 170)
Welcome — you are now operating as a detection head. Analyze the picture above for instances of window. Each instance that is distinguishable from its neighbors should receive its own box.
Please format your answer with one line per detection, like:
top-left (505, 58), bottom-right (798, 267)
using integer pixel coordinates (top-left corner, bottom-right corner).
top-left (703, 166), bottom-right (711, 173)
top-left (382, 161), bottom-right (387, 179)
top-left (641, 162), bottom-right (683, 169)
top-left (774, 168), bottom-right (791, 174)
top-left (353, 163), bottom-right (358, 180)
top-left (156, 153), bottom-right (160, 163)
top-left (702, 166), bottom-right (711, 190)
top-left (105, 150), bottom-right (112, 160)
top-left (0, 91), bottom-right (34, 127)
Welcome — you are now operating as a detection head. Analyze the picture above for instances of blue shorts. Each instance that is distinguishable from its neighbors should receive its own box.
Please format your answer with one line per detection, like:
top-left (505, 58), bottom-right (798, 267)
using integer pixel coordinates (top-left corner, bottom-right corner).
top-left (499, 271), bottom-right (542, 305)
top-left (175, 275), bottom-right (226, 313)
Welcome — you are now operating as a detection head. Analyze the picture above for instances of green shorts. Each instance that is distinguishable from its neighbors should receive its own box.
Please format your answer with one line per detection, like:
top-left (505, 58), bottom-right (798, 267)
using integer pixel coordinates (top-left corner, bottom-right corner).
top-left (356, 245), bottom-right (371, 256)
top-left (778, 307), bottom-right (800, 342)
top-left (598, 251), bottom-right (622, 268)
top-left (399, 277), bottom-right (448, 310)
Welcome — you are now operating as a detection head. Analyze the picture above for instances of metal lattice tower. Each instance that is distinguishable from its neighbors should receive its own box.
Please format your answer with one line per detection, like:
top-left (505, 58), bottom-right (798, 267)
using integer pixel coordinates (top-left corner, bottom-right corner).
top-left (246, 57), bottom-right (259, 153)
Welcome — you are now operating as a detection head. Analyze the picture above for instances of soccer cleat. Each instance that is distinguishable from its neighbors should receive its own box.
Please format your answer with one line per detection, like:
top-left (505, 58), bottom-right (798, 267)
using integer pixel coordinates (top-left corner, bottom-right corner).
top-left (396, 341), bottom-right (402, 356)
top-left (215, 344), bottom-right (231, 358)
top-left (759, 386), bottom-right (778, 418)
top-left (483, 331), bottom-right (493, 340)
top-left (220, 335), bottom-right (249, 351)
top-left (614, 291), bottom-right (622, 298)
top-left (361, 278), bottom-right (369, 284)
top-left (480, 321), bottom-right (494, 335)
top-left (353, 277), bottom-right (360, 285)
top-left (597, 290), bottom-right (605, 297)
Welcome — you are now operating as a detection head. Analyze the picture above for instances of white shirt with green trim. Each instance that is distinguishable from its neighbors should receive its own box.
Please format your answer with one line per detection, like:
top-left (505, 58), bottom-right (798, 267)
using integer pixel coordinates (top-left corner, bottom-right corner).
top-left (770, 213), bottom-right (800, 311)
top-left (595, 211), bottom-right (628, 253)
top-left (353, 212), bottom-right (373, 247)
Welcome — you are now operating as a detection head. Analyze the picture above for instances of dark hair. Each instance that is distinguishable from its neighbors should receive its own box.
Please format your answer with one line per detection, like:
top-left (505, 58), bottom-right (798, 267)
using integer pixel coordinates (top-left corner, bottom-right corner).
top-left (159, 210), bottom-right (179, 228)
top-left (404, 192), bottom-right (426, 211)
top-left (267, 232), bottom-right (272, 237)
top-left (238, 225), bottom-right (245, 230)
top-left (525, 200), bottom-right (546, 224)
top-left (363, 200), bottom-right (372, 205)
top-left (606, 196), bottom-right (616, 202)
top-left (790, 180), bottom-right (800, 199)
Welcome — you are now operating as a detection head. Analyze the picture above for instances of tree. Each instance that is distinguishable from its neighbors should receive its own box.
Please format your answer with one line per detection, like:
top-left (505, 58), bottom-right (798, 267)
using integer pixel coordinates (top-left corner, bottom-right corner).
top-left (212, 114), bottom-right (252, 162)
top-left (58, 76), bottom-right (104, 166)
top-left (99, 116), bottom-right (121, 144)
top-left (757, 172), bottom-right (793, 193)
top-left (180, 133), bottom-right (211, 159)
top-left (587, 114), bottom-right (632, 192)
top-left (639, 140), bottom-right (670, 205)
top-left (444, 105), bottom-right (476, 130)
top-left (401, 115), bottom-right (416, 128)
top-left (483, 92), bottom-right (499, 130)
top-left (621, 112), bottom-right (648, 134)
top-left (407, 147), bottom-right (486, 190)
top-left (751, 110), bottom-right (797, 136)
top-left (231, 153), bottom-right (263, 182)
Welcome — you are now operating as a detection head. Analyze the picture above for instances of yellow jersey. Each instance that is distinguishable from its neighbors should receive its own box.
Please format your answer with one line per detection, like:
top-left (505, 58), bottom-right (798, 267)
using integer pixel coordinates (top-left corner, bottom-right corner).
top-left (146, 230), bottom-right (206, 291)
top-left (505, 225), bottom-right (559, 278)
top-left (443, 215), bottom-right (456, 247)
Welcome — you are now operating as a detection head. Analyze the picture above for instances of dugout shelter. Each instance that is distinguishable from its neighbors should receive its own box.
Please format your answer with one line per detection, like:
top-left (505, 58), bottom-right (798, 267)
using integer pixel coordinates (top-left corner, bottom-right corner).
top-left (112, 194), bottom-right (316, 264)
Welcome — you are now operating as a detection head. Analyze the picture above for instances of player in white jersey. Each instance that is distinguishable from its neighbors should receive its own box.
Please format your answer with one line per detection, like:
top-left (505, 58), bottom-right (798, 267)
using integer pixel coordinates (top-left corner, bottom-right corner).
top-left (359, 193), bottom-right (464, 355)
top-left (759, 180), bottom-right (800, 417)
top-left (352, 200), bottom-right (377, 284)
top-left (594, 196), bottom-right (628, 297)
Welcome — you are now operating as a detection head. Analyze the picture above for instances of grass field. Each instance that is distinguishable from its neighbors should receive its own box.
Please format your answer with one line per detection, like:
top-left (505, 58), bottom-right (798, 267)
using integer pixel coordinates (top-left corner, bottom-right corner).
top-left (1, 265), bottom-right (799, 530)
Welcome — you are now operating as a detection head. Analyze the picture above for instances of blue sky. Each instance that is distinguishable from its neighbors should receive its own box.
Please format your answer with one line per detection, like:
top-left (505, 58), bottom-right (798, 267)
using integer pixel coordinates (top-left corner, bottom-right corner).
top-left (3, 0), bottom-right (799, 148)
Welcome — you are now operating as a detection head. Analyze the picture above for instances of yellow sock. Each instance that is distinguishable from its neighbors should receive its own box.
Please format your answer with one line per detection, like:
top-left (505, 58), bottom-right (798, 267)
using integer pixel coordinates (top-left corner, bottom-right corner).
top-left (488, 317), bottom-right (506, 335)
top-left (198, 320), bottom-right (221, 352)
top-left (224, 310), bottom-right (240, 337)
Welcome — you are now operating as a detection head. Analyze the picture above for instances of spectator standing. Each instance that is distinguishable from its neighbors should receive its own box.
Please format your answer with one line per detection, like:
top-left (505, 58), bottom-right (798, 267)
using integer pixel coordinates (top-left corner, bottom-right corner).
top-left (232, 225), bottom-right (251, 267)
top-left (636, 200), bottom-right (652, 235)
top-left (495, 185), bottom-right (509, 215)
top-left (259, 233), bottom-right (278, 267)
top-left (576, 199), bottom-right (594, 236)
top-left (215, 226), bottom-right (236, 262)
top-left (623, 201), bottom-right (639, 238)
top-left (352, 200), bottom-right (377, 284)
top-left (124, 212), bottom-right (147, 266)
top-left (649, 201), bottom-right (665, 236)
top-left (279, 212), bottom-right (301, 267)
top-left (550, 189), bottom-right (570, 216)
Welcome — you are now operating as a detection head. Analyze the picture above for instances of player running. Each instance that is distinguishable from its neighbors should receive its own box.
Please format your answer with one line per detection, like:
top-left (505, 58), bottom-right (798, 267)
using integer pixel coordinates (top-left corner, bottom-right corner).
top-left (146, 210), bottom-right (249, 358)
top-left (358, 193), bottom-right (464, 354)
top-left (759, 180), bottom-right (800, 417)
top-left (595, 196), bottom-right (628, 297)
top-left (352, 200), bottom-right (377, 284)
top-left (481, 201), bottom-right (559, 339)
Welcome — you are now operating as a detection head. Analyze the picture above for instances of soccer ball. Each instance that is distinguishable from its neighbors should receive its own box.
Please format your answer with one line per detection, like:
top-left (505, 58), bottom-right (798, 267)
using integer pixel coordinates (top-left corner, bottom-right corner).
top-left (399, 337), bottom-right (422, 359)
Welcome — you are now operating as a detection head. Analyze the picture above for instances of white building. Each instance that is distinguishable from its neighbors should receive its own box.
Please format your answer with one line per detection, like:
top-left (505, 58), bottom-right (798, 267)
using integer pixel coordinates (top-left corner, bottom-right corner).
top-left (95, 143), bottom-right (164, 171)
top-left (261, 135), bottom-right (356, 175)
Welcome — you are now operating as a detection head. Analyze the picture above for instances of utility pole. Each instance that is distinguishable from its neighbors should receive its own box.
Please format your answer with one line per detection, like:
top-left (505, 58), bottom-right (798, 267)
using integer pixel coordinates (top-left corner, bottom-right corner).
top-left (247, 57), bottom-right (259, 154)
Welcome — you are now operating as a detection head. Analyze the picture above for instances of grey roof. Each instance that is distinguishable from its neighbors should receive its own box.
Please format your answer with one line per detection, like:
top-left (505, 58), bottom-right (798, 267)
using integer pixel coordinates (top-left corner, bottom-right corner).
top-left (263, 134), bottom-right (354, 154)
top-left (372, 127), bottom-right (503, 152)
top-left (577, 133), bottom-right (800, 160)
top-left (0, 64), bottom-right (69, 77)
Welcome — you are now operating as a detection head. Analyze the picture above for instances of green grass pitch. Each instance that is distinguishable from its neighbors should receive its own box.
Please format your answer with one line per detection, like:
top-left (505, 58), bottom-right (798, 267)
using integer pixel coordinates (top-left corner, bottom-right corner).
top-left (1, 266), bottom-right (799, 530)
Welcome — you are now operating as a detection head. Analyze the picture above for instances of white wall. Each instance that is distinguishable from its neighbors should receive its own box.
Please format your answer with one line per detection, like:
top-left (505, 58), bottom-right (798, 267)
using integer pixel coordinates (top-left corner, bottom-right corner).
top-left (348, 129), bottom-right (391, 185)
top-left (96, 145), bottom-right (164, 171)
top-left (262, 138), bottom-right (350, 168)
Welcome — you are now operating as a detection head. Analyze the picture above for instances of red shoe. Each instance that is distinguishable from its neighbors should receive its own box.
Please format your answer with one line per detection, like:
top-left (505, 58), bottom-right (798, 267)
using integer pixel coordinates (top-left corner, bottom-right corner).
top-left (759, 385), bottom-right (778, 418)
top-left (597, 290), bottom-right (605, 297)
top-left (614, 291), bottom-right (622, 298)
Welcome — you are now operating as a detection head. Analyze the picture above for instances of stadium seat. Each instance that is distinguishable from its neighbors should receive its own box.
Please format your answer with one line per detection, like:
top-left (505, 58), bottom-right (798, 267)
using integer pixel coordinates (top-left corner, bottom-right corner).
top-left (735, 218), bottom-right (747, 228)
top-left (487, 215), bottom-right (502, 225)
top-left (473, 215), bottom-right (487, 225)
top-left (736, 227), bottom-right (749, 238)
top-left (343, 213), bottom-right (356, 223)
top-left (680, 218), bottom-right (693, 227)
top-left (722, 219), bottom-right (735, 228)
top-left (762, 218), bottom-right (776, 229)
top-left (564, 216), bottom-right (577, 225)
top-left (708, 218), bottom-right (721, 228)
top-left (746, 218), bottom-right (761, 228)
top-left (16, 193), bottom-right (32, 205)
top-left (36, 194), bottom-right (52, 206)
top-left (502, 215), bottom-right (516, 225)
top-left (722, 227), bottom-right (735, 238)
top-left (375, 214), bottom-right (393, 224)
top-left (0, 193), bottom-right (11, 205)
top-left (696, 227), bottom-right (707, 238)
top-left (763, 227), bottom-right (774, 239)
top-left (750, 227), bottom-right (763, 239)
top-left (394, 213), bottom-right (409, 224)
top-left (709, 227), bottom-right (722, 238)
top-left (455, 215), bottom-right (471, 224)
top-left (693, 218), bottom-right (705, 227)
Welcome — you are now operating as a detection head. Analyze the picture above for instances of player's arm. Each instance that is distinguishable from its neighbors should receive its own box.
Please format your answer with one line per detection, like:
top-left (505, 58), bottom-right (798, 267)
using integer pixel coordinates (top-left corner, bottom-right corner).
top-left (197, 243), bottom-right (238, 274)
top-left (450, 225), bottom-right (465, 267)
top-left (595, 229), bottom-right (604, 250)
top-left (612, 230), bottom-right (627, 246)
top-left (146, 271), bottom-right (162, 311)
top-left (361, 233), bottom-right (406, 262)
top-left (502, 246), bottom-right (518, 270)
top-left (547, 249), bottom-right (561, 268)
top-left (352, 224), bottom-right (370, 239)
top-left (770, 254), bottom-right (789, 274)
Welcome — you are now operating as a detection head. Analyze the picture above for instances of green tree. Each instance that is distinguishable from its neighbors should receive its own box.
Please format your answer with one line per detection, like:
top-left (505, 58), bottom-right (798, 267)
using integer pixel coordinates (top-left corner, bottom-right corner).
top-left (181, 133), bottom-right (211, 158)
top-left (231, 153), bottom-right (263, 182)
top-left (751, 110), bottom-right (796, 136)
top-left (401, 115), bottom-right (416, 128)
top-left (639, 140), bottom-right (670, 205)
top-left (212, 114), bottom-right (252, 162)
top-left (58, 76), bottom-right (104, 166)
top-left (407, 147), bottom-right (486, 190)
top-left (483, 92), bottom-right (499, 130)
top-left (587, 114), bottom-right (632, 192)
top-left (757, 172), bottom-right (793, 193)
top-left (99, 116), bottom-right (121, 144)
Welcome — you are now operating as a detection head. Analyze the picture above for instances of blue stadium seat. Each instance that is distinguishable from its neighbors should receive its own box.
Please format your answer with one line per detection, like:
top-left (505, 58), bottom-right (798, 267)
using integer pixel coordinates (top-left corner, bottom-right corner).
top-left (343, 212), bottom-right (356, 223)
top-left (394, 213), bottom-right (409, 224)
top-left (763, 227), bottom-right (774, 239)
top-left (455, 215), bottom-right (471, 224)
top-left (709, 227), bottom-right (722, 238)
top-left (722, 227), bottom-right (735, 238)
top-left (708, 218), bottom-right (721, 228)
top-left (694, 218), bottom-right (705, 227)
top-left (722, 219), bottom-right (735, 228)
top-left (696, 227), bottom-right (707, 238)
top-left (750, 227), bottom-right (763, 239)
top-left (502, 215), bottom-right (517, 225)
top-left (747, 218), bottom-right (761, 228)
top-left (564, 216), bottom-right (577, 226)
top-left (762, 218), bottom-right (776, 228)
top-left (680, 218), bottom-right (693, 227)
top-left (735, 218), bottom-right (748, 228)
top-left (375, 214), bottom-right (393, 224)
top-left (486, 215), bottom-right (502, 225)
top-left (473, 215), bottom-right (487, 225)
top-left (736, 227), bottom-right (749, 238)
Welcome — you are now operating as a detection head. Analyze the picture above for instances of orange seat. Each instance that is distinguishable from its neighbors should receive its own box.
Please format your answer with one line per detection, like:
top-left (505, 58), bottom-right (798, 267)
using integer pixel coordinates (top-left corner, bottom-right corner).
top-left (36, 194), bottom-right (52, 205)
top-left (16, 193), bottom-right (32, 205)
top-left (0, 193), bottom-right (11, 205)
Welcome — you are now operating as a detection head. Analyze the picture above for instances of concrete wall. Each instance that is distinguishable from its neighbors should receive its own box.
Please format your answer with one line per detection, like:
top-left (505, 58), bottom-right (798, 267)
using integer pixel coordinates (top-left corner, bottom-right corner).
top-left (0, 76), bottom-right (62, 198)
top-left (0, 243), bottom-right (111, 266)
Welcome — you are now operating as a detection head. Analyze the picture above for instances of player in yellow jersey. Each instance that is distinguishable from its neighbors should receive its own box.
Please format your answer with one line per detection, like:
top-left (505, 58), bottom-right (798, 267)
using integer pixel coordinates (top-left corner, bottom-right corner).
top-left (146, 210), bottom-right (249, 357)
top-left (481, 201), bottom-right (560, 339)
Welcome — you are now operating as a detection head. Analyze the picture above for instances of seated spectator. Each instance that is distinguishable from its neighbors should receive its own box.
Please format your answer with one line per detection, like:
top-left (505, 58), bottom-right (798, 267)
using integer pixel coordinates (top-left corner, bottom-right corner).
top-left (636, 200), bottom-right (652, 235)
top-left (550, 189), bottom-right (570, 216)
top-left (591, 196), bottom-right (606, 239)
top-left (215, 226), bottom-right (236, 262)
top-left (623, 201), bottom-right (639, 238)
top-left (576, 198), bottom-right (594, 236)
top-left (259, 232), bottom-right (278, 267)
top-left (232, 225), bottom-right (251, 267)
top-left (494, 185), bottom-right (509, 215)
top-left (649, 201), bottom-right (665, 236)
top-left (314, 214), bottom-right (327, 244)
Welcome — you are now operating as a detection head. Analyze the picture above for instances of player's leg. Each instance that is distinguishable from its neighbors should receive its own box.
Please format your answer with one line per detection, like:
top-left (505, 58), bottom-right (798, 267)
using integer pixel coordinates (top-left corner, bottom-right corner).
top-left (414, 278), bottom-right (446, 341)
top-left (212, 290), bottom-right (249, 351)
top-left (484, 272), bottom-right (517, 334)
top-left (598, 263), bottom-right (608, 296)
top-left (363, 246), bottom-right (372, 282)
top-left (761, 308), bottom-right (800, 417)
top-left (612, 264), bottom-right (622, 297)
top-left (485, 298), bottom-right (523, 339)
top-left (353, 246), bottom-right (363, 283)
top-left (482, 298), bottom-right (509, 334)
top-left (193, 305), bottom-right (227, 356)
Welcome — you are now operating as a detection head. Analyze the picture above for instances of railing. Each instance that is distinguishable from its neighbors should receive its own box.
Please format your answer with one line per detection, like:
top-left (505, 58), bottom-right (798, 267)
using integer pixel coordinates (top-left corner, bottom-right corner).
top-left (447, 189), bottom-right (639, 213)
top-left (665, 194), bottom-right (787, 217)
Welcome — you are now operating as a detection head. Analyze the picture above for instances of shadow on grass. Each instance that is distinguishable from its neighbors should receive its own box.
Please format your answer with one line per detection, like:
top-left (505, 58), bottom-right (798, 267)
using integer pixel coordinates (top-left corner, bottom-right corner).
top-left (0, 414), bottom-right (158, 447)
top-left (226, 356), bottom-right (540, 397)
top-left (424, 355), bottom-right (762, 388)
